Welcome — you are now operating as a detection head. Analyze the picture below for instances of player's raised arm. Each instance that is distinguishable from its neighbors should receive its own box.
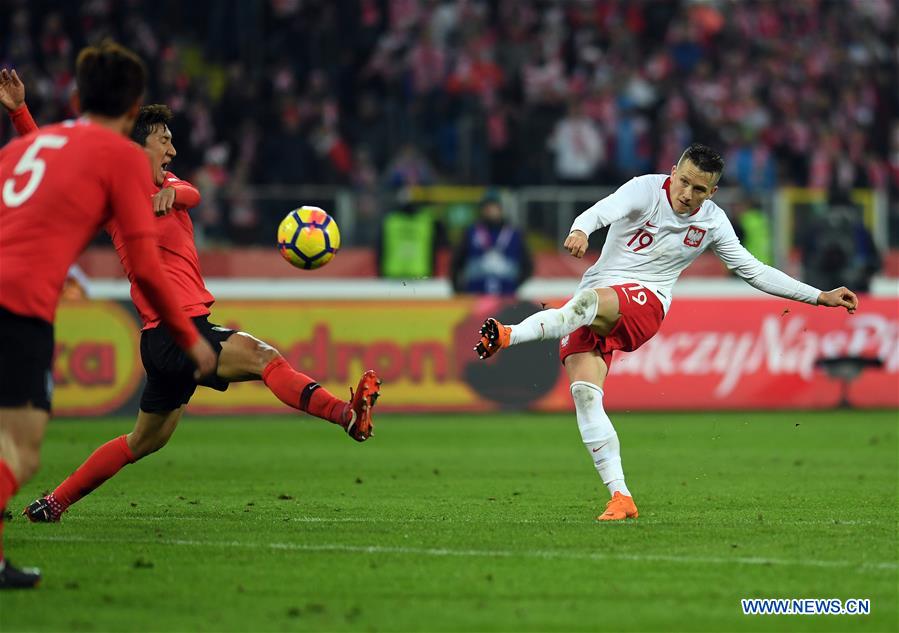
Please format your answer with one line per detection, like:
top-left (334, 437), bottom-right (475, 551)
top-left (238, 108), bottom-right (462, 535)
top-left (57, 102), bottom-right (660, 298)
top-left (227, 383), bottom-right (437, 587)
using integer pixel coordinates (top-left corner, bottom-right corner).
top-left (565, 176), bottom-right (653, 257)
top-left (108, 144), bottom-right (217, 377)
top-left (0, 68), bottom-right (25, 111)
top-left (164, 173), bottom-right (201, 210)
top-left (0, 68), bottom-right (38, 135)
top-left (711, 215), bottom-right (858, 313)
top-left (150, 174), bottom-right (200, 216)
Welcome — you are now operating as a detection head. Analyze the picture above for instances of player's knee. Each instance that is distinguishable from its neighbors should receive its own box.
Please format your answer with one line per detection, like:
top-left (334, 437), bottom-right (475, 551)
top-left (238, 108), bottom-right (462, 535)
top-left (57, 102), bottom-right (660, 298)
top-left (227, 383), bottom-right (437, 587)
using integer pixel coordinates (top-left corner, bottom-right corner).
top-left (17, 447), bottom-right (42, 482)
top-left (574, 288), bottom-right (599, 306)
top-left (126, 432), bottom-right (149, 458)
top-left (567, 289), bottom-right (598, 318)
top-left (570, 380), bottom-right (599, 401)
top-left (255, 342), bottom-right (281, 367)
top-left (230, 332), bottom-right (280, 372)
top-left (128, 429), bottom-right (171, 459)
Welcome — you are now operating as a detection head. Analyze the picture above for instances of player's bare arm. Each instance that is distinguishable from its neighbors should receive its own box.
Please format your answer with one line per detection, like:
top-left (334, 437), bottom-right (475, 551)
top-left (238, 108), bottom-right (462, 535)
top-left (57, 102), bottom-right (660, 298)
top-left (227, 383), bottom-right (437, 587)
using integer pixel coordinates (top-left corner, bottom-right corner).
top-left (0, 68), bottom-right (25, 112)
top-left (564, 230), bottom-right (588, 258)
top-left (817, 286), bottom-right (859, 313)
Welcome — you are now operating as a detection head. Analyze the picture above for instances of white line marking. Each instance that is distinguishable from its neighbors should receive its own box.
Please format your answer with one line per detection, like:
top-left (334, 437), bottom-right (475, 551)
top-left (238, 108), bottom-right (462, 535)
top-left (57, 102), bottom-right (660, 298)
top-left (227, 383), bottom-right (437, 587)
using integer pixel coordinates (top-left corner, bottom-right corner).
top-left (291, 517), bottom-right (883, 527)
top-left (63, 515), bottom-right (556, 524)
top-left (58, 514), bottom-right (884, 527)
top-left (19, 534), bottom-right (896, 572)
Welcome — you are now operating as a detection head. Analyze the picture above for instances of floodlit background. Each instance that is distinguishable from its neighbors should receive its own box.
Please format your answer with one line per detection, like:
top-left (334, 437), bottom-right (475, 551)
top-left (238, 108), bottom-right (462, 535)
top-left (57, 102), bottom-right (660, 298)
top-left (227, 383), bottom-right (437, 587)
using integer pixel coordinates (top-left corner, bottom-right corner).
top-left (1, 2), bottom-right (896, 631)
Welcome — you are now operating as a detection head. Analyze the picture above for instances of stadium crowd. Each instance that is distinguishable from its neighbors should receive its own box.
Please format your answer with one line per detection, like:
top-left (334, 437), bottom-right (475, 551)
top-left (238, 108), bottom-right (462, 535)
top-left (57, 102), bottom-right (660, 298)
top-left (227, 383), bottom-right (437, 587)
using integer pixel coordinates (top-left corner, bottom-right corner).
top-left (1, 0), bottom-right (896, 245)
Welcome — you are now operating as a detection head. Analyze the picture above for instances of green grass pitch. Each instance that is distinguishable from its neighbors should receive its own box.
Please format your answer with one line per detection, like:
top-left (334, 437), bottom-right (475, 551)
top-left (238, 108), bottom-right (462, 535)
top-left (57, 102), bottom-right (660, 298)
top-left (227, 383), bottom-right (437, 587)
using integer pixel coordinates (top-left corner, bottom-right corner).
top-left (2, 411), bottom-right (896, 632)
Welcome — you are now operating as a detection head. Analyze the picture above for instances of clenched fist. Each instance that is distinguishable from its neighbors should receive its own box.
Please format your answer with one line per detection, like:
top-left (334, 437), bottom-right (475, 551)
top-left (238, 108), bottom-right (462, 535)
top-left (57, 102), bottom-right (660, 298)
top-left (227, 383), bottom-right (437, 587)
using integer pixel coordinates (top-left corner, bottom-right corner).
top-left (564, 230), bottom-right (589, 258)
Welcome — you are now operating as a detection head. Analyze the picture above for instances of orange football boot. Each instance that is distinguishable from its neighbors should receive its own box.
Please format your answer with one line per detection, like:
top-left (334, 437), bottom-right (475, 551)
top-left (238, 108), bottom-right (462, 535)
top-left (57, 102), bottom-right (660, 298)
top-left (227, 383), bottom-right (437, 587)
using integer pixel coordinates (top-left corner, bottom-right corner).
top-left (343, 369), bottom-right (381, 442)
top-left (596, 491), bottom-right (639, 521)
top-left (474, 318), bottom-right (511, 360)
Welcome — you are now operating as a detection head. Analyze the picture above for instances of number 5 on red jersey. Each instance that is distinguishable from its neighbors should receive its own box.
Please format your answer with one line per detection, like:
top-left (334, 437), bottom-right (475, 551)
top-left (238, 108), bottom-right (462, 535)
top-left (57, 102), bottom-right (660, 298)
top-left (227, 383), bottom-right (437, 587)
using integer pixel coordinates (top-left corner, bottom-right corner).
top-left (2, 135), bottom-right (68, 207)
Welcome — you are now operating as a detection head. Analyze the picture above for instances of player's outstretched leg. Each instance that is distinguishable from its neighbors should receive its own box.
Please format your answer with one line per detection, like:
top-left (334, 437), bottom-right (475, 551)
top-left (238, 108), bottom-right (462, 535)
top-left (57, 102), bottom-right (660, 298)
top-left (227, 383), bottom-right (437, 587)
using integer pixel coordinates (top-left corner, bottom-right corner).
top-left (343, 370), bottom-right (381, 442)
top-left (570, 381), bottom-right (638, 521)
top-left (474, 317), bottom-right (511, 359)
top-left (261, 354), bottom-right (381, 442)
top-left (474, 289), bottom-right (599, 359)
top-left (219, 332), bottom-right (381, 441)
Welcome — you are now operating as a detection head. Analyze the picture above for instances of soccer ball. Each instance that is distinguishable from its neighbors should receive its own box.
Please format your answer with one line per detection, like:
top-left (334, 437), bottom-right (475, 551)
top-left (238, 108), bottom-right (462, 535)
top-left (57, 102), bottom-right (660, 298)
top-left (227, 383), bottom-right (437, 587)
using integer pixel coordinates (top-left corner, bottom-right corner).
top-left (277, 206), bottom-right (341, 270)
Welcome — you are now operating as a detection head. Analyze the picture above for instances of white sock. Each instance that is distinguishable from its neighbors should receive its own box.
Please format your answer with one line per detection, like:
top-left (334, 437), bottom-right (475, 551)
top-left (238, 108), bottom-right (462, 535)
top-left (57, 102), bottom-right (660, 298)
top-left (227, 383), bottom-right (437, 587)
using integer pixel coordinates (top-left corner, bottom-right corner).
top-left (570, 381), bottom-right (631, 497)
top-left (509, 289), bottom-right (598, 345)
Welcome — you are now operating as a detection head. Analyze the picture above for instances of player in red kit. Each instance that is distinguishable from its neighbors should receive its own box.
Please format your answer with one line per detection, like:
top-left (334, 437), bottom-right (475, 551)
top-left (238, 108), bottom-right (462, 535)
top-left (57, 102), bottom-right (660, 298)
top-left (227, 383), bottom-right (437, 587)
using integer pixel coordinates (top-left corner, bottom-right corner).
top-left (0, 74), bottom-right (382, 526)
top-left (0, 42), bottom-right (217, 589)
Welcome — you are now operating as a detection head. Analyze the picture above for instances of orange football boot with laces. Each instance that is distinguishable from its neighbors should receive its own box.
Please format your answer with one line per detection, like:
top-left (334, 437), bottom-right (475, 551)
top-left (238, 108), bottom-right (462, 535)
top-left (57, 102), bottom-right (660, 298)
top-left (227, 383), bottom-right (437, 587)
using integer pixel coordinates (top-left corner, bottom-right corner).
top-left (343, 369), bottom-right (381, 442)
top-left (474, 318), bottom-right (511, 359)
top-left (597, 491), bottom-right (639, 521)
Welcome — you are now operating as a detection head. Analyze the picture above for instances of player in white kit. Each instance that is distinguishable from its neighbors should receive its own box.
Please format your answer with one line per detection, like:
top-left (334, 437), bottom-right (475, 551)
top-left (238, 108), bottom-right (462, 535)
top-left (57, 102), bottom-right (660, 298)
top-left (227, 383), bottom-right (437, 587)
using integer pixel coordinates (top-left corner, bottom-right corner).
top-left (474, 144), bottom-right (858, 521)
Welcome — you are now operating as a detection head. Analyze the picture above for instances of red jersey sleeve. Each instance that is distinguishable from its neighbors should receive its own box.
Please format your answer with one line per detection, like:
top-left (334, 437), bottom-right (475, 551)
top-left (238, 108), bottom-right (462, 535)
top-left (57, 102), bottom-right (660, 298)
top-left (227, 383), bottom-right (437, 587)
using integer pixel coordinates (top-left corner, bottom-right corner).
top-left (9, 104), bottom-right (39, 136)
top-left (108, 144), bottom-right (199, 349)
top-left (163, 171), bottom-right (201, 209)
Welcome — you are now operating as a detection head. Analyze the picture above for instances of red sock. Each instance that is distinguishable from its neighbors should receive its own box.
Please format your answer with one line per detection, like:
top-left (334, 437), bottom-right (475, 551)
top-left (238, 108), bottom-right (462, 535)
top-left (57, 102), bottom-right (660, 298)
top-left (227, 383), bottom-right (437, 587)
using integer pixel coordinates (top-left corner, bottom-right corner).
top-left (53, 435), bottom-right (135, 508)
top-left (0, 460), bottom-right (20, 561)
top-left (262, 357), bottom-right (347, 424)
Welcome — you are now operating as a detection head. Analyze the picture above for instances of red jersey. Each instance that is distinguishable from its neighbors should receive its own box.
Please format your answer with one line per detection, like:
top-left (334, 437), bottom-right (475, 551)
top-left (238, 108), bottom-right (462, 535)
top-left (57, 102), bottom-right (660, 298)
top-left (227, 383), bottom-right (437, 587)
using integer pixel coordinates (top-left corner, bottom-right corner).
top-left (8, 104), bottom-right (215, 332)
top-left (0, 119), bottom-right (199, 349)
top-left (106, 170), bottom-right (215, 329)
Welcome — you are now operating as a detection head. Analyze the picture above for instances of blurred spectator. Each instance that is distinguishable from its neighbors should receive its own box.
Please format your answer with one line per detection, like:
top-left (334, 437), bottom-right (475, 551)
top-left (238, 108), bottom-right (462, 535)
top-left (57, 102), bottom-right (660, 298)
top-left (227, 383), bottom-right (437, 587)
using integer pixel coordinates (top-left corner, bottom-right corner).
top-left (731, 198), bottom-right (773, 266)
top-left (727, 133), bottom-right (776, 196)
top-left (445, 37), bottom-right (504, 109)
top-left (547, 100), bottom-right (606, 184)
top-left (256, 106), bottom-right (316, 185)
top-left (311, 102), bottom-right (353, 183)
top-left (192, 144), bottom-right (231, 245)
top-left (377, 189), bottom-right (446, 280)
top-left (385, 143), bottom-right (435, 188)
top-left (349, 146), bottom-right (382, 247)
top-left (802, 198), bottom-right (881, 292)
top-left (451, 190), bottom-right (532, 296)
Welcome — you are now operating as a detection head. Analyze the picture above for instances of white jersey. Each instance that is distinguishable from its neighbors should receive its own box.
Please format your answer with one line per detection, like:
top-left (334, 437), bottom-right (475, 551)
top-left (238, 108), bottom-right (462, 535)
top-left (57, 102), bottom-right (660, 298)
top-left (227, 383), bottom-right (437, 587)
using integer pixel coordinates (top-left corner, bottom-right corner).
top-left (571, 174), bottom-right (820, 313)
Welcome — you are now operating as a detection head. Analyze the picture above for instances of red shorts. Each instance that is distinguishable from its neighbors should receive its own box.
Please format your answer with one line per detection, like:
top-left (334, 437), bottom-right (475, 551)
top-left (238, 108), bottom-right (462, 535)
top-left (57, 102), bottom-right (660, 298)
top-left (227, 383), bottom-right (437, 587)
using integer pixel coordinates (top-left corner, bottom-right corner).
top-left (559, 283), bottom-right (665, 369)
